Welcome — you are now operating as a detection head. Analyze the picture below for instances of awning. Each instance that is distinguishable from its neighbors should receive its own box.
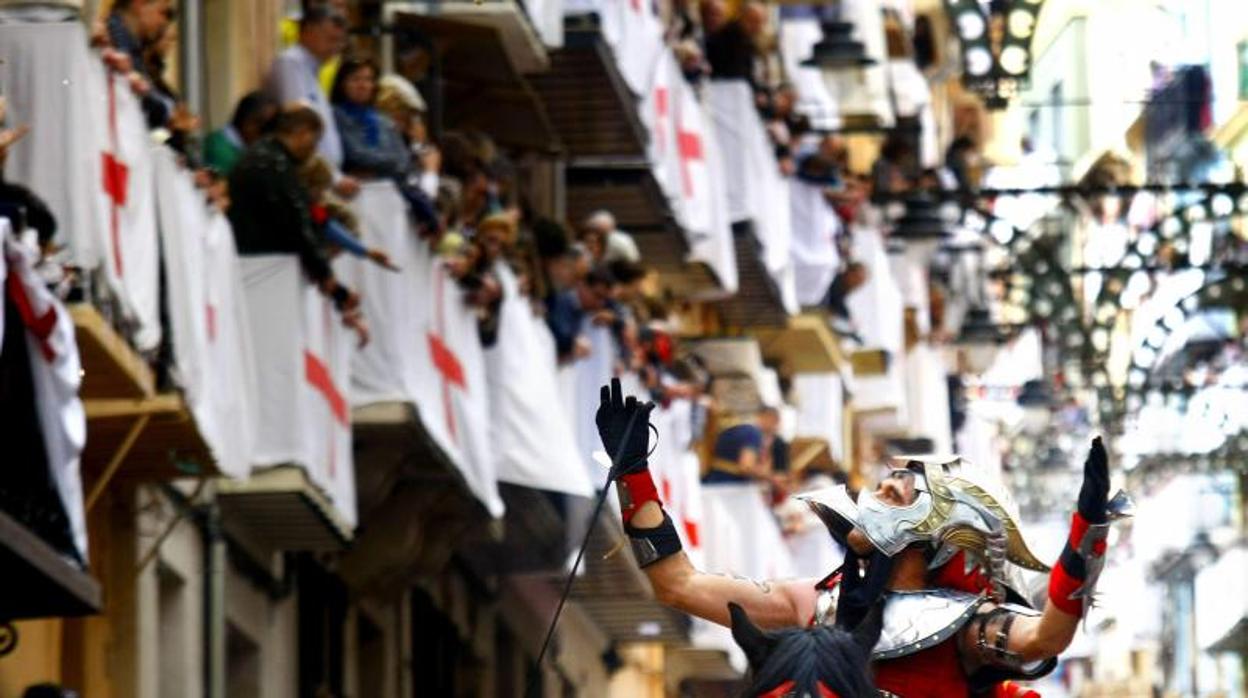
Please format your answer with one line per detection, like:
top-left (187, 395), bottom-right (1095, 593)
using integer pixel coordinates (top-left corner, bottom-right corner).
top-left (529, 25), bottom-right (648, 166)
top-left (0, 507), bottom-right (100, 620)
top-left (715, 221), bottom-right (790, 329)
top-left (73, 304), bottom-right (218, 490)
top-left (340, 402), bottom-right (496, 593)
top-left (750, 312), bottom-right (847, 374)
top-left (217, 465), bottom-right (352, 552)
top-left (391, 9), bottom-right (558, 152)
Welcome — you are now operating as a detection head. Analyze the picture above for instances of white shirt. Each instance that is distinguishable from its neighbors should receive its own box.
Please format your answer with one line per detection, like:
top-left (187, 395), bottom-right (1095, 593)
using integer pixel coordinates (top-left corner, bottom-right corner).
top-left (266, 44), bottom-right (343, 169)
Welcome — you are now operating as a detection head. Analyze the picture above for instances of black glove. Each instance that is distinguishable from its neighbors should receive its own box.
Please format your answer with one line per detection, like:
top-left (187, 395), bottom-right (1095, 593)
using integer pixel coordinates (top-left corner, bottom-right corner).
top-left (596, 377), bottom-right (655, 477)
top-left (1077, 436), bottom-right (1110, 524)
top-left (835, 548), bottom-right (893, 632)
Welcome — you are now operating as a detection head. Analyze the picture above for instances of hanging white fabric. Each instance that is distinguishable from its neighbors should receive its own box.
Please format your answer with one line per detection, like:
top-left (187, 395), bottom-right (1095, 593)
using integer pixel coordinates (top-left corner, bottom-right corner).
top-left (788, 179), bottom-right (843, 306)
top-left (338, 181), bottom-right (420, 406)
top-left (239, 256), bottom-right (356, 526)
top-left (485, 263), bottom-right (593, 498)
top-left (152, 147), bottom-right (256, 478)
top-left (2, 222), bottom-right (89, 561)
top-left (707, 80), bottom-right (797, 312)
top-left (0, 22), bottom-right (108, 272)
top-left (407, 243), bottom-right (505, 517)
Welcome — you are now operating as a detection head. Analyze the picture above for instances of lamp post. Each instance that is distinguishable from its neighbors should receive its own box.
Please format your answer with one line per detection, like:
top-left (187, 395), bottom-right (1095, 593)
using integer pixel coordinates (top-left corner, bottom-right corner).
top-left (943, 0), bottom-right (1044, 110)
top-left (802, 20), bottom-right (881, 132)
top-left (957, 306), bottom-right (1013, 374)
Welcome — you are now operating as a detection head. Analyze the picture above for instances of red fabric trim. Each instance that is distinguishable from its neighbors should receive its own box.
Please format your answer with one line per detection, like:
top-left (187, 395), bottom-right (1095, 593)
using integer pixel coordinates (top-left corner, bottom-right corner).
top-left (1047, 556), bottom-right (1083, 616)
top-left (1067, 512), bottom-right (1091, 549)
top-left (996, 680), bottom-right (1041, 698)
top-left (757, 680), bottom-right (796, 698)
top-left (817, 683), bottom-right (841, 698)
top-left (304, 350), bottom-right (348, 426)
top-left (5, 269), bottom-right (58, 362)
top-left (618, 470), bottom-right (660, 525)
top-left (875, 639), bottom-right (968, 697)
top-left (310, 203), bottom-right (329, 225)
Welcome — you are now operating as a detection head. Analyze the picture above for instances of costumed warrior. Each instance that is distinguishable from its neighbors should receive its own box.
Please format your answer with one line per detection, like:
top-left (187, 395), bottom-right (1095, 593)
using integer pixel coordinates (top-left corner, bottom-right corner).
top-left (594, 379), bottom-right (1131, 697)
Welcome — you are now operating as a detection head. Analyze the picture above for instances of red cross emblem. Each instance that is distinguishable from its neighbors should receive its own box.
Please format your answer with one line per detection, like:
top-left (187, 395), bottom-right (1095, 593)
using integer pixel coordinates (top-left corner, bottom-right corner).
top-left (5, 263), bottom-right (59, 362)
top-left (205, 303), bottom-right (217, 343)
top-left (430, 269), bottom-right (466, 443)
top-left (102, 76), bottom-right (129, 278)
top-left (676, 124), bottom-right (704, 199)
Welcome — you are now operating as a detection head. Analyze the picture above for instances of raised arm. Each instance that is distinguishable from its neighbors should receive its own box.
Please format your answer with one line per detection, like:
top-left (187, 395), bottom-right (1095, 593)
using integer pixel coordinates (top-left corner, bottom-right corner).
top-left (629, 500), bottom-right (816, 629)
top-left (596, 379), bottom-right (815, 630)
top-left (963, 438), bottom-right (1116, 667)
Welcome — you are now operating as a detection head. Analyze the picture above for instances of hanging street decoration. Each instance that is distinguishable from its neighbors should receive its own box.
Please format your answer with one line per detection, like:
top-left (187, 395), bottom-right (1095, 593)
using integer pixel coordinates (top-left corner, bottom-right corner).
top-left (942, 0), bottom-right (1045, 109)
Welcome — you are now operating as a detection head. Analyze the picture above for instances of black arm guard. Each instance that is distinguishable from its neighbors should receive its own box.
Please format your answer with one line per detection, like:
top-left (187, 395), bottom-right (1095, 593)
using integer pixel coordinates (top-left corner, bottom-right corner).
top-left (624, 511), bottom-right (683, 568)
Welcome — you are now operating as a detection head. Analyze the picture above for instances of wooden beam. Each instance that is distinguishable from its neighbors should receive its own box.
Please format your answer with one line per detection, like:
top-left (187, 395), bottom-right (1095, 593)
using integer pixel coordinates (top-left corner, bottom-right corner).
top-left (84, 414), bottom-right (150, 513)
top-left (84, 394), bottom-right (185, 420)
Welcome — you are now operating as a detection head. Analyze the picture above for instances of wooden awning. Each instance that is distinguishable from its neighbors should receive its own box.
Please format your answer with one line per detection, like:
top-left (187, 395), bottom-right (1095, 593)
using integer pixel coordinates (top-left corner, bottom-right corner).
top-left (750, 312), bottom-right (847, 375)
top-left (529, 26), bottom-right (648, 166)
top-left (715, 221), bottom-right (789, 329)
top-left (392, 10), bottom-right (558, 152)
top-left (339, 402), bottom-right (495, 594)
top-left (73, 305), bottom-right (218, 509)
top-left (217, 465), bottom-right (352, 552)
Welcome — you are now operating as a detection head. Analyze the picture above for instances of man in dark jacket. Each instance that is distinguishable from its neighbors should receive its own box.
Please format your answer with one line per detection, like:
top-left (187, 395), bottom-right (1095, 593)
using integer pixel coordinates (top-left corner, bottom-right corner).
top-left (228, 104), bottom-right (357, 312)
top-left (704, 1), bottom-right (766, 86)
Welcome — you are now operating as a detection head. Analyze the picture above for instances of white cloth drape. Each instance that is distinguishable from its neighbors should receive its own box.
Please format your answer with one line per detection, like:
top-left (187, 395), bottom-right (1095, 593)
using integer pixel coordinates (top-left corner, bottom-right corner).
top-left (640, 52), bottom-right (738, 293)
top-left (789, 180), bottom-right (843, 307)
top-left (239, 256), bottom-right (356, 526)
top-left (0, 22), bottom-right (106, 271)
top-left (2, 222), bottom-right (88, 560)
top-left (707, 80), bottom-right (797, 311)
top-left (153, 148), bottom-right (257, 478)
top-left (485, 264), bottom-right (593, 498)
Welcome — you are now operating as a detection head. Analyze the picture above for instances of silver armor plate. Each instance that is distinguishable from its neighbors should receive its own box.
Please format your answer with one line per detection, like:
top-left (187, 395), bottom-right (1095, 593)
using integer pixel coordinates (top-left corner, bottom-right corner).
top-left (873, 589), bottom-right (986, 660)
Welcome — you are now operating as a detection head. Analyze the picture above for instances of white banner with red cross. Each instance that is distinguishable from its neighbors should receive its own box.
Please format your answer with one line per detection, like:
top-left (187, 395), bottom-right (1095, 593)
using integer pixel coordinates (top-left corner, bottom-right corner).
top-left (0, 22), bottom-right (109, 272)
top-left (97, 69), bottom-right (162, 351)
top-left (640, 52), bottom-right (738, 293)
top-left (153, 147), bottom-right (257, 479)
top-left (484, 263), bottom-right (593, 498)
top-left (707, 80), bottom-right (798, 312)
top-left (239, 256), bottom-right (356, 527)
top-left (2, 222), bottom-right (89, 562)
top-left (409, 243), bottom-right (505, 517)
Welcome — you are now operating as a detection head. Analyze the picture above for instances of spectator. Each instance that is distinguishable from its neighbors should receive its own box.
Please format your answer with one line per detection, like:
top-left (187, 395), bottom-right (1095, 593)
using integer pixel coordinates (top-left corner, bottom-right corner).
top-left (376, 74), bottom-right (439, 197)
top-left (297, 155), bottom-right (399, 272)
top-left (871, 134), bottom-right (917, 199)
top-left (143, 18), bottom-right (200, 158)
top-left (106, 0), bottom-right (172, 129)
top-left (227, 104), bottom-right (357, 314)
top-left (266, 3), bottom-right (358, 197)
top-left (704, 0), bottom-right (767, 88)
top-left (763, 83), bottom-right (810, 172)
top-left (582, 210), bottom-right (641, 264)
top-left (203, 92), bottom-right (279, 176)
top-left (546, 265), bottom-right (613, 364)
top-left (705, 407), bottom-right (787, 487)
top-left (278, 0), bottom-right (349, 96)
top-left (945, 135), bottom-right (981, 191)
top-left (0, 112), bottom-right (55, 251)
top-left (331, 57), bottom-right (412, 181)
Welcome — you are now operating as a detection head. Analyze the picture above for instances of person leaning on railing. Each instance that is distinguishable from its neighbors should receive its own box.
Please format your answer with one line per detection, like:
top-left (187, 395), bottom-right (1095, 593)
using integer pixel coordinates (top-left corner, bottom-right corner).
top-left (227, 104), bottom-right (360, 317)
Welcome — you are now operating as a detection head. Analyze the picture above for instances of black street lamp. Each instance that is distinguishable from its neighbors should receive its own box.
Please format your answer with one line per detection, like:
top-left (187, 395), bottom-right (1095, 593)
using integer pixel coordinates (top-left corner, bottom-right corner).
top-left (943, 0), bottom-right (1045, 109)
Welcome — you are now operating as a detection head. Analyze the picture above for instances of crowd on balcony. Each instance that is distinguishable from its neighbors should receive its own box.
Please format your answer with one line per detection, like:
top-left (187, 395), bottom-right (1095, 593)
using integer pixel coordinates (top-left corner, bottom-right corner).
top-left (0, 0), bottom-right (950, 622)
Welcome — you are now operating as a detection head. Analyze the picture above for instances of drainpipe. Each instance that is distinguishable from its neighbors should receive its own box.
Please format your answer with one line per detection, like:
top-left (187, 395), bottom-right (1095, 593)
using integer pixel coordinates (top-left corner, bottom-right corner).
top-left (202, 488), bottom-right (225, 698)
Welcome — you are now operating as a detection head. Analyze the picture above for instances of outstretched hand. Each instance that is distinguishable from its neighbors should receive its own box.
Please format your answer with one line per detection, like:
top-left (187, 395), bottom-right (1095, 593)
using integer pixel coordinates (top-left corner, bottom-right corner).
top-left (596, 377), bottom-right (655, 478)
top-left (1077, 436), bottom-right (1110, 523)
